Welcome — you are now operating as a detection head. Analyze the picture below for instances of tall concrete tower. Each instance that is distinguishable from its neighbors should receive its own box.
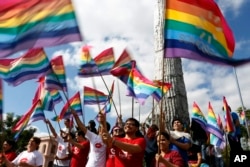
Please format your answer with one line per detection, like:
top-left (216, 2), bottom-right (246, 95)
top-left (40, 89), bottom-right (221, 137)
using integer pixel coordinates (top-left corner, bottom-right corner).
top-left (153, 0), bottom-right (190, 129)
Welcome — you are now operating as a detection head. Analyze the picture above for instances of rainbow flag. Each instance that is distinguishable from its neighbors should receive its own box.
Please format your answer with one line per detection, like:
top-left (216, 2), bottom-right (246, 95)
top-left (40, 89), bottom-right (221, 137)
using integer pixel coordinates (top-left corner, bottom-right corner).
top-left (217, 114), bottom-right (223, 130)
top-left (191, 102), bottom-right (207, 130)
top-left (12, 100), bottom-right (40, 132)
top-left (45, 56), bottom-right (68, 92)
top-left (83, 86), bottom-right (108, 105)
top-left (78, 46), bottom-right (99, 77)
top-left (152, 80), bottom-right (172, 102)
top-left (110, 49), bottom-right (133, 84)
top-left (59, 92), bottom-right (82, 120)
top-left (94, 47), bottom-right (115, 75)
top-left (207, 102), bottom-right (224, 140)
top-left (50, 89), bottom-right (63, 104)
top-left (163, 0), bottom-right (249, 66)
top-left (127, 61), bottom-right (158, 105)
top-left (0, 48), bottom-right (51, 86)
top-left (0, 0), bottom-right (82, 58)
top-left (223, 96), bottom-right (235, 133)
top-left (0, 79), bottom-right (2, 121)
top-left (33, 82), bottom-right (54, 111)
top-left (29, 100), bottom-right (46, 124)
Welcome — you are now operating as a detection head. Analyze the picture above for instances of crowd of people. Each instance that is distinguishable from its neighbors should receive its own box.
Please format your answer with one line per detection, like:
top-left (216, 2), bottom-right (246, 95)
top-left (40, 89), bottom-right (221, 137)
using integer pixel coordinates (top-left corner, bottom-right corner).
top-left (0, 107), bottom-right (244, 167)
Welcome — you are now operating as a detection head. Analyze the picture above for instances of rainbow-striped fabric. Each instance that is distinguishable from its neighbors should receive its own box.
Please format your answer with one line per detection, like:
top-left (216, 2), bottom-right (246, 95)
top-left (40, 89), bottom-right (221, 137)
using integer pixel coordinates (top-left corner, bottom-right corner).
top-left (164, 0), bottom-right (249, 66)
top-left (59, 92), bottom-right (82, 120)
top-left (0, 0), bottom-right (82, 57)
top-left (45, 56), bottom-right (68, 92)
top-left (127, 61), bottom-right (158, 105)
top-left (207, 102), bottom-right (224, 148)
top-left (83, 86), bottom-right (108, 105)
top-left (0, 48), bottom-right (51, 86)
top-left (191, 102), bottom-right (207, 129)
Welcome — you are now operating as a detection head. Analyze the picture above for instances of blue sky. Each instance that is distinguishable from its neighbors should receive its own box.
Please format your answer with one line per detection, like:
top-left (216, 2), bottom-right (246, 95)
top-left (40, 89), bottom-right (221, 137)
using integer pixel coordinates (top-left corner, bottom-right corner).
top-left (3, 0), bottom-right (250, 136)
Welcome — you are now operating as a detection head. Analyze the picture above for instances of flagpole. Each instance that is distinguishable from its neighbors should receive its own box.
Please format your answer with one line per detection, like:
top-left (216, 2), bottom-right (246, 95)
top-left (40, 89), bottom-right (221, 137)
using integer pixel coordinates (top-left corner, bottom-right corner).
top-left (117, 79), bottom-right (122, 116)
top-left (233, 67), bottom-right (250, 137)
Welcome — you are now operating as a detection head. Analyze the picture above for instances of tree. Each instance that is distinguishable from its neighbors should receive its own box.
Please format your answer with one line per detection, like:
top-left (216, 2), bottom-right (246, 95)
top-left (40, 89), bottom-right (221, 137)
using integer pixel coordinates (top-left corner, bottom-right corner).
top-left (0, 112), bottom-right (36, 153)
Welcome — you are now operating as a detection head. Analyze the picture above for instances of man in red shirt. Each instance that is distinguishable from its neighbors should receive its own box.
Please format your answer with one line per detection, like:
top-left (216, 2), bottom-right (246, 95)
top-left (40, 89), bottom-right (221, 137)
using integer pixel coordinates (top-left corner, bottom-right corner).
top-left (103, 117), bottom-right (146, 167)
top-left (68, 130), bottom-right (90, 167)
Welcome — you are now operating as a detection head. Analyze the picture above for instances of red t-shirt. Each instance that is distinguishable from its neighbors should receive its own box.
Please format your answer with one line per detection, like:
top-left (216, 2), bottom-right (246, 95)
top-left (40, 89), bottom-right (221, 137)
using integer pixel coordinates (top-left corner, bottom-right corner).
top-left (157, 150), bottom-right (184, 167)
top-left (106, 147), bottom-right (116, 167)
top-left (5, 151), bottom-right (17, 161)
top-left (114, 137), bottom-right (146, 167)
top-left (70, 140), bottom-right (90, 167)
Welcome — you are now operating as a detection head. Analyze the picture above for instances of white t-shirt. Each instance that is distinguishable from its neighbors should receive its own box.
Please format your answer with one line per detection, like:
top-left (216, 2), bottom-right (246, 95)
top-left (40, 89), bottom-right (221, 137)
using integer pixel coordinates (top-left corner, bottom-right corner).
top-left (54, 136), bottom-right (70, 166)
top-left (85, 130), bottom-right (106, 167)
top-left (12, 150), bottom-right (43, 167)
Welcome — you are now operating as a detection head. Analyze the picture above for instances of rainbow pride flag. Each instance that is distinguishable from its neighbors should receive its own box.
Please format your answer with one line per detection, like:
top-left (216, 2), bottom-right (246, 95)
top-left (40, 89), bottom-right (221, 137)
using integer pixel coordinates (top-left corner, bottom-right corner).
top-left (191, 102), bottom-right (207, 130)
top-left (29, 100), bottom-right (46, 124)
top-left (33, 82), bottom-right (54, 111)
top-left (0, 48), bottom-right (51, 86)
top-left (78, 46), bottom-right (99, 77)
top-left (110, 49), bottom-right (133, 84)
top-left (83, 86), bottom-right (108, 105)
top-left (207, 102), bottom-right (224, 140)
top-left (94, 47), bottom-right (115, 75)
top-left (45, 56), bottom-right (68, 92)
top-left (50, 89), bottom-right (63, 104)
top-left (0, 0), bottom-right (82, 58)
top-left (223, 96), bottom-right (235, 133)
top-left (127, 61), bottom-right (158, 105)
top-left (12, 100), bottom-right (40, 131)
top-left (59, 91), bottom-right (82, 120)
top-left (163, 0), bottom-right (249, 66)
top-left (152, 80), bottom-right (172, 102)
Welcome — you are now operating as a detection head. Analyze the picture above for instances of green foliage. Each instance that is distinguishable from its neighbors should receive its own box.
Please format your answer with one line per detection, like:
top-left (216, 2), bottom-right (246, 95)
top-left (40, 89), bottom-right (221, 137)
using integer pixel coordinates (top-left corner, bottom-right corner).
top-left (0, 112), bottom-right (36, 153)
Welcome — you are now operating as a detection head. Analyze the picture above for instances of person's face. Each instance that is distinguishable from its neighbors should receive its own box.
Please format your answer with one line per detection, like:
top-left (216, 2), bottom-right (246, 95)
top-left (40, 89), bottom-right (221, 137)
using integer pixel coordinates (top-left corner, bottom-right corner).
top-left (75, 133), bottom-right (81, 141)
top-left (27, 138), bottom-right (38, 151)
top-left (3, 141), bottom-right (12, 152)
top-left (157, 135), bottom-right (170, 151)
top-left (173, 120), bottom-right (183, 131)
top-left (124, 121), bottom-right (138, 134)
top-left (64, 120), bottom-right (70, 127)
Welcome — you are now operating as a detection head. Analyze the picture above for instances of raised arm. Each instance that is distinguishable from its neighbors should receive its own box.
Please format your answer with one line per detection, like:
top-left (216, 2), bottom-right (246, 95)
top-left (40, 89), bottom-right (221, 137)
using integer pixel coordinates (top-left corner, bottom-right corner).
top-left (71, 109), bottom-right (87, 134)
top-left (44, 119), bottom-right (57, 138)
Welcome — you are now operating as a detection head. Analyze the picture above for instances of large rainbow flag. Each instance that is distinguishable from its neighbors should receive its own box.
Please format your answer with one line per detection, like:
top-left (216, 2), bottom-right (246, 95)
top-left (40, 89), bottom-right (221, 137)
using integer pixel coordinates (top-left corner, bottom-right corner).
top-left (164, 0), bottom-right (250, 66)
top-left (0, 48), bottom-right (51, 86)
top-left (0, 0), bottom-right (82, 58)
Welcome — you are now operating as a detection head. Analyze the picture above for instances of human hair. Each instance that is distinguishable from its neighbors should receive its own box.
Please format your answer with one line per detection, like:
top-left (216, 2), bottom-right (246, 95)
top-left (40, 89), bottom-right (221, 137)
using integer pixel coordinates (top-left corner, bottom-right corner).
top-left (88, 120), bottom-right (96, 128)
top-left (125, 118), bottom-right (140, 128)
top-left (172, 117), bottom-right (183, 126)
top-left (31, 137), bottom-right (41, 150)
top-left (159, 131), bottom-right (170, 140)
top-left (4, 139), bottom-right (16, 151)
top-left (76, 130), bottom-right (86, 138)
top-left (150, 124), bottom-right (159, 131)
top-left (98, 122), bottom-right (111, 133)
